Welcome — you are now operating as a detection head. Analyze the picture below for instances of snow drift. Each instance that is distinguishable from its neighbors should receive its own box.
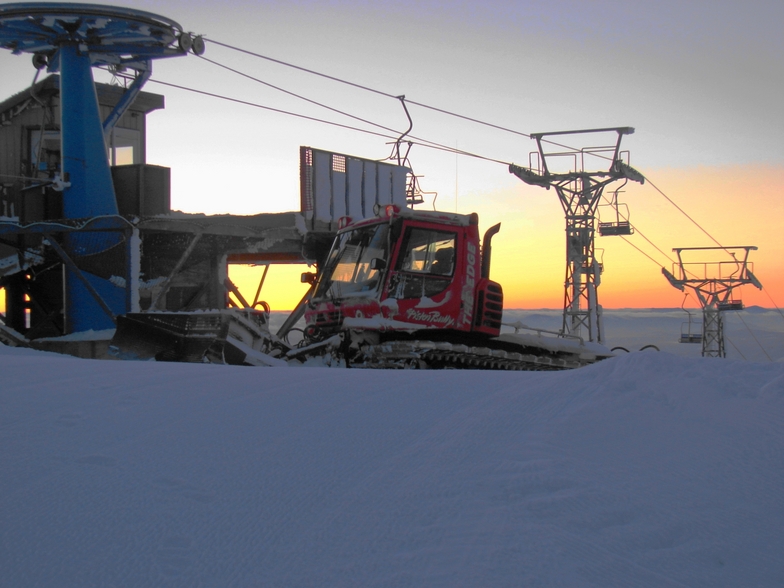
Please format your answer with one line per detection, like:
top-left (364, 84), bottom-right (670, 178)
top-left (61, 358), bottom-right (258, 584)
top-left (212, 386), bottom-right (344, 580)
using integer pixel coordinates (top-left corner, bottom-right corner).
top-left (1, 346), bottom-right (783, 586)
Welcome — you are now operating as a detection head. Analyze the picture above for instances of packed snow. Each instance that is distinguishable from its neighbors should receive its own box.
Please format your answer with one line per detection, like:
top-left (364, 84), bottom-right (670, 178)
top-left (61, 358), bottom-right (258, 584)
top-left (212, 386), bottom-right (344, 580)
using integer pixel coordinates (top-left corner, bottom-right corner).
top-left (1, 309), bottom-right (783, 586)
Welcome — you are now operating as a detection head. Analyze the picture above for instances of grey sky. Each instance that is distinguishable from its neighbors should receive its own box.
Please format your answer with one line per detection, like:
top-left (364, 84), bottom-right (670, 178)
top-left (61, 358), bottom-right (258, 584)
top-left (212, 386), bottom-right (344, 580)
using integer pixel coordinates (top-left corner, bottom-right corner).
top-left (1, 0), bottom-right (781, 212)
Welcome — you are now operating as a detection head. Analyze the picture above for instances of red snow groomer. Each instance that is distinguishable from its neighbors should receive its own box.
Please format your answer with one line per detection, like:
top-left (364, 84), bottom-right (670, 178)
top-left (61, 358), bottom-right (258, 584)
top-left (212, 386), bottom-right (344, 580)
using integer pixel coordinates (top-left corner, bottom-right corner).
top-left (298, 205), bottom-right (610, 369)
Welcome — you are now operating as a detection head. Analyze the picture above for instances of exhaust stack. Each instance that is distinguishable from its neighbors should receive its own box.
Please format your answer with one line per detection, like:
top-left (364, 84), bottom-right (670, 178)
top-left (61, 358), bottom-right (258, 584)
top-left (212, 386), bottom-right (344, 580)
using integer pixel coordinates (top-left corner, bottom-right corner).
top-left (481, 223), bottom-right (501, 279)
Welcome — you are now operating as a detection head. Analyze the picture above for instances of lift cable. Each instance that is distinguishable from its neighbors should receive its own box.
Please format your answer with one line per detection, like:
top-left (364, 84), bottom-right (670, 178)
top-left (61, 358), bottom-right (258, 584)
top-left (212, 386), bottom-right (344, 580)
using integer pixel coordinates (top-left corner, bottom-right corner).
top-left (724, 335), bottom-right (748, 361)
top-left (141, 78), bottom-right (394, 139)
top-left (192, 56), bottom-right (511, 166)
top-left (735, 311), bottom-right (773, 362)
top-left (146, 58), bottom-right (698, 290)
top-left (610, 191), bottom-right (775, 353)
top-left (644, 175), bottom-right (784, 323)
top-left (150, 48), bottom-right (784, 356)
top-left (637, 177), bottom-right (783, 327)
top-left (205, 39), bottom-right (617, 159)
top-left (643, 175), bottom-right (723, 249)
top-left (141, 78), bottom-right (511, 167)
top-left (761, 287), bottom-right (784, 321)
top-left (597, 193), bottom-right (704, 279)
top-left (201, 38), bottom-right (763, 262)
top-left (0, 214), bottom-right (135, 231)
top-left (148, 52), bottom-right (781, 327)
top-left (204, 36), bottom-right (777, 275)
top-left (204, 39), bottom-right (668, 163)
top-left (610, 187), bottom-right (776, 356)
top-left (617, 235), bottom-right (667, 269)
top-left (196, 55), bottom-right (402, 137)
top-left (145, 71), bottom-right (741, 290)
top-left (205, 38), bottom-right (535, 139)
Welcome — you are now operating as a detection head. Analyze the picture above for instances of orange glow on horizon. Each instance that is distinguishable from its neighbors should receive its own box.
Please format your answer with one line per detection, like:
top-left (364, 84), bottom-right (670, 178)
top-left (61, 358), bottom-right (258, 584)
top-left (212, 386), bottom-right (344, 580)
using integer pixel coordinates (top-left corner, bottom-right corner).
top-left (0, 165), bottom-right (780, 317)
top-left (484, 163), bottom-right (784, 310)
top-left (228, 264), bottom-right (312, 313)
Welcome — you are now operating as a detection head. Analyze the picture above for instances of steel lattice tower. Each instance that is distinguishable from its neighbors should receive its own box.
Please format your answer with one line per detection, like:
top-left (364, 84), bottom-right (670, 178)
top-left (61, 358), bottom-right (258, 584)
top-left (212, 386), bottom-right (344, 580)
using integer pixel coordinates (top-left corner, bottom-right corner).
top-left (510, 127), bottom-right (644, 343)
top-left (662, 246), bottom-right (762, 358)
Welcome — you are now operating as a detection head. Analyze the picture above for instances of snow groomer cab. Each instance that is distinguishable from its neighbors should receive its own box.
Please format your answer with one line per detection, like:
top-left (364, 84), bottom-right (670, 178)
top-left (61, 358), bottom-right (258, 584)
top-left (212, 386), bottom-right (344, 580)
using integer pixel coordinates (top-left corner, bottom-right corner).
top-left (303, 205), bottom-right (504, 343)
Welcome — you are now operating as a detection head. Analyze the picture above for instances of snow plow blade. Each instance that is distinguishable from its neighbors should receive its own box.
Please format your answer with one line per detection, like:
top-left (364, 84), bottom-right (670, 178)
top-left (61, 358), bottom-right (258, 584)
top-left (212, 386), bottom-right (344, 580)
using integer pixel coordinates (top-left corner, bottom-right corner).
top-left (110, 310), bottom-right (288, 365)
top-left (0, 322), bottom-right (29, 348)
top-left (110, 313), bottom-right (229, 362)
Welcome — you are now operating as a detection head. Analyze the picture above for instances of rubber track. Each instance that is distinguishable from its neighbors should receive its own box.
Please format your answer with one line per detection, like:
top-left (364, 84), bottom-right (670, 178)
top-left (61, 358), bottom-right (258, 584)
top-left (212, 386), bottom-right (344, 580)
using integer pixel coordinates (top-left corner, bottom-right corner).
top-left (359, 340), bottom-right (584, 371)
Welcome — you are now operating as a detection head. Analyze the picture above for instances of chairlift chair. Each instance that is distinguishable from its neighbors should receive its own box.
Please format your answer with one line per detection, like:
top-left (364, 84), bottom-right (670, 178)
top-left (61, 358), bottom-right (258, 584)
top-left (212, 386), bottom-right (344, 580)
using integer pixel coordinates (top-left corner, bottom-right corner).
top-left (598, 220), bottom-right (633, 236)
top-left (598, 191), bottom-right (634, 236)
top-left (680, 327), bottom-right (702, 344)
top-left (679, 295), bottom-right (702, 344)
top-left (717, 300), bottom-right (744, 311)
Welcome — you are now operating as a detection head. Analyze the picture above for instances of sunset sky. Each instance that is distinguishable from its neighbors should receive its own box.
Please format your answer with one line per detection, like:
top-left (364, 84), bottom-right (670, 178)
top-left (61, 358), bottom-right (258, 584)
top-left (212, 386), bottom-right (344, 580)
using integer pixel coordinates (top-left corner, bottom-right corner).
top-left (1, 0), bottom-right (782, 311)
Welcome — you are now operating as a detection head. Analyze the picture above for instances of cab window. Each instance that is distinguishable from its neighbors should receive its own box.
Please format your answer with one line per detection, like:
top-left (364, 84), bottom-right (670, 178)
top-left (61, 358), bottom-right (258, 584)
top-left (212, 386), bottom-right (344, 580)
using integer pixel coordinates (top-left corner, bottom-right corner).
top-left (398, 229), bottom-right (456, 276)
top-left (389, 228), bottom-right (457, 299)
top-left (316, 223), bottom-right (389, 298)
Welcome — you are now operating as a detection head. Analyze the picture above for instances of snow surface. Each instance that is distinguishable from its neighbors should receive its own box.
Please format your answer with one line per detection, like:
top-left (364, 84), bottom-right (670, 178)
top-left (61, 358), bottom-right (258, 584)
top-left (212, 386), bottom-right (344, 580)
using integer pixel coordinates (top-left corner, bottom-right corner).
top-left (1, 310), bottom-right (784, 586)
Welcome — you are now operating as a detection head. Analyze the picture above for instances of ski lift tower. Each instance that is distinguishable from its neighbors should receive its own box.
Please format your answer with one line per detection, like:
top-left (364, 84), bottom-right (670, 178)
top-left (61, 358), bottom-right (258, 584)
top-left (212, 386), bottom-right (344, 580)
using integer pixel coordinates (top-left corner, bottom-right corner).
top-left (509, 127), bottom-right (644, 343)
top-left (662, 246), bottom-right (763, 358)
top-left (0, 3), bottom-right (203, 333)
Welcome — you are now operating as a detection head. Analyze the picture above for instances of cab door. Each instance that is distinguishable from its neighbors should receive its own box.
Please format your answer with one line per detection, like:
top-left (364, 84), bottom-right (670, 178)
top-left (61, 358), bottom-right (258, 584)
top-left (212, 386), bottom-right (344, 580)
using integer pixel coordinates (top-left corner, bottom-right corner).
top-left (383, 222), bottom-right (463, 329)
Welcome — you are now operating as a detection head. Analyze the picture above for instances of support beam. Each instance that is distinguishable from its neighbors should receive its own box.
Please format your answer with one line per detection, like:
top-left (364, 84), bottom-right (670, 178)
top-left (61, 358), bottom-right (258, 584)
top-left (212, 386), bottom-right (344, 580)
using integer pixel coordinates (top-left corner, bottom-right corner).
top-left (103, 63), bottom-right (152, 134)
top-left (126, 227), bottom-right (141, 313)
top-left (252, 264), bottom-right (270, 307)
top-left (44, 234), bottom-right (116, 325)
top-left (149, 233), bottom-right (202, 311)
top-left (224, 278), bottom-right (251, 309)
top-left (276, 284), bottom-right (315, 340)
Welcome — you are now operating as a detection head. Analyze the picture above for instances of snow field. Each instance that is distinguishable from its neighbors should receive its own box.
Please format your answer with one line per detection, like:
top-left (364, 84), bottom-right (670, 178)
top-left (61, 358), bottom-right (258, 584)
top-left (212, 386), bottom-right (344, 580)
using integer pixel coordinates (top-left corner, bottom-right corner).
top-left (1, 346), bottom-right (783, 586)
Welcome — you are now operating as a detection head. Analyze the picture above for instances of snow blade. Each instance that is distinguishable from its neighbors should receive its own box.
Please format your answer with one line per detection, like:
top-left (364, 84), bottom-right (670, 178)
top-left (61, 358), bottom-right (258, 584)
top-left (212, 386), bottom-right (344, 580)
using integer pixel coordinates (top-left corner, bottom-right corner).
top-left (110, 313), bottom-right (228, 362)
top-left (0, 322), bottom-right (29, 348)
top-left (110, 310), bottom-right (289, 366)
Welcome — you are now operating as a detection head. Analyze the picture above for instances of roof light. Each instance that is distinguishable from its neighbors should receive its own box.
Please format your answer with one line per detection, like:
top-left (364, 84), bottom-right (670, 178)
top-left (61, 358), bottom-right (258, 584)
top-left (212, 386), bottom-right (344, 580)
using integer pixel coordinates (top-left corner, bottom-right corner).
top-left (384, 204), bottom-right (400, 218)
top-left (373, 203), bottom-right (401, 218)
top-left (337, 216), bottom-right (353, 229)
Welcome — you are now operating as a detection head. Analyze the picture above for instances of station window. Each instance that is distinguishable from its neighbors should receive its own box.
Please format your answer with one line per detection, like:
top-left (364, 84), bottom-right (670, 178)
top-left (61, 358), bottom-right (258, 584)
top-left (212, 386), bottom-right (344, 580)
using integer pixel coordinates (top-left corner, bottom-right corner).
top-left (108, 127), bottom-right (140, 166)
top-left (29, 127), bottom-right (141, 169)
top-left (29, 130), bottom-right (61, 173)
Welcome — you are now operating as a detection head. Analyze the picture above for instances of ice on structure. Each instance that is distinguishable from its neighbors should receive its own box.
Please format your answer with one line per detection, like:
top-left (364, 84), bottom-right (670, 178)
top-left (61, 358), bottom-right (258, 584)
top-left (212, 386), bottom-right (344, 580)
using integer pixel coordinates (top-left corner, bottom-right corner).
top-left (414, 291), bottom-right (452, 309)
top-left (109, 275), bottom-right (126, 288)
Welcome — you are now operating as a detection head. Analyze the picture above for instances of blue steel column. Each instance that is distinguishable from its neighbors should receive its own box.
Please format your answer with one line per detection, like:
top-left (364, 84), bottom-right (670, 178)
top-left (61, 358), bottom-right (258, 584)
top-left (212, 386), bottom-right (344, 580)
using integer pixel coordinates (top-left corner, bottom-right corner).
top-left (59, 43), bottom-right (125, 333)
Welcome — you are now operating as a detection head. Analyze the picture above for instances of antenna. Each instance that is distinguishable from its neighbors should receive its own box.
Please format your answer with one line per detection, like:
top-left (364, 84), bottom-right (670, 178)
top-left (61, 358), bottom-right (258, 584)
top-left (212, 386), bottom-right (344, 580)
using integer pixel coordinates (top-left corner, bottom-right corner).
top-left (509, 127), bottom-right (644, 343)
top-left (662, 246), bottom-right (762, 358)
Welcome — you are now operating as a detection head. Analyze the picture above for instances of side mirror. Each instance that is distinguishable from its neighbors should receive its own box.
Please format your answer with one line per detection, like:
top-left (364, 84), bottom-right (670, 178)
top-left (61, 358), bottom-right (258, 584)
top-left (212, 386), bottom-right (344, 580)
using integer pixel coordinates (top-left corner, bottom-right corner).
top-left (301, 272), bottom-right (317, 285)
top-left (370, 258), bottom-right (386, 271)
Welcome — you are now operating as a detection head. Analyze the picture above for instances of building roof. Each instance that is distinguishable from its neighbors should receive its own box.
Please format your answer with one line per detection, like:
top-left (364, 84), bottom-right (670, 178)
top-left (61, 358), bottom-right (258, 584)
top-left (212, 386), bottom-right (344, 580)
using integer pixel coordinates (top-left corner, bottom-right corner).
top-left (0, 74), bottom-right (165, 120)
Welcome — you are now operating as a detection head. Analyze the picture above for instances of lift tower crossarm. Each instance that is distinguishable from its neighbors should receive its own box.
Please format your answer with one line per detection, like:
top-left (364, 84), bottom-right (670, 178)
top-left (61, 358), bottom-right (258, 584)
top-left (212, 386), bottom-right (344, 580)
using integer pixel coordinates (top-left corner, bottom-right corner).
top-left (508, 126), bottom-right (643, 344)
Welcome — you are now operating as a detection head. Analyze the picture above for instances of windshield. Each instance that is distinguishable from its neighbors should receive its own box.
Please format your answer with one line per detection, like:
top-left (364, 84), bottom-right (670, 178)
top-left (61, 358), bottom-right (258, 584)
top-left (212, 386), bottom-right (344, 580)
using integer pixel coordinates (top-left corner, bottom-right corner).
top-left (315, 223), bottom-right (390, 299)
